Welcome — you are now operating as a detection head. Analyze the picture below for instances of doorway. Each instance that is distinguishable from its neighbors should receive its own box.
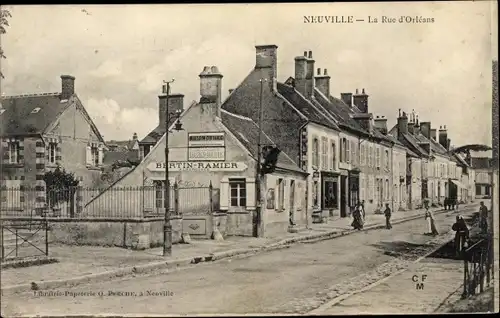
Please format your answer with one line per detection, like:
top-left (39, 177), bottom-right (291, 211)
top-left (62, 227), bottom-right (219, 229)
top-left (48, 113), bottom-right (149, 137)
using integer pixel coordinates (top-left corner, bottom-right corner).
top-left (340, 175), bottom-right (347, 217)
top-left (289, 180), bottom-right (295, 225)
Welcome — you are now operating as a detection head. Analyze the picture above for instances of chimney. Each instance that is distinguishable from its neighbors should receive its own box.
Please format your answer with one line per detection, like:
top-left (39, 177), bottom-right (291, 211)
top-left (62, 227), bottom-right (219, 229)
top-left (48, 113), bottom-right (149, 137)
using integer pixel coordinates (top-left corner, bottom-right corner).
top-left (159, 93), bottom-right (184, 130)
top-left (133, 132), bottom-right (138, 141)
top-left (340, 93), bottom-right (353, 107)
top-left (430, 129), bottom-right (437, 141)
top-left (315, 68), bottom-right (330, 98)
top-left (255, 45), bottom-right (278, 84)
top-left (420, 121), bottom-right (431, 139)
top-left (374, 115), bottom-right (388, 134)
top-left (397, 109), bottom-right (408, 139)
top-left (438, 125), bottom-right (448, 149)
top-left (199, 66), bottom-right (223, 117)
top-left (447, 138), bottom-right (451, 151)
top-left (352, 88), bottom-right (369, 113)
top-left (61, 75), bottom-right (75, 100)
top-left (305, 51), bottom-right (315, 98)
top-left (294, 52), bottom-right (308, 97)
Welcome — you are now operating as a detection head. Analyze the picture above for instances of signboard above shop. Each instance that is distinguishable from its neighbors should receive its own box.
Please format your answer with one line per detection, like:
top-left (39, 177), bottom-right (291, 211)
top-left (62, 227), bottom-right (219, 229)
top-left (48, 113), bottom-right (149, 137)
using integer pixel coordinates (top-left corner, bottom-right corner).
top-left (188, 132), bottom-right (225, 147)
top-left (147, 161), bottom-right (248, 172)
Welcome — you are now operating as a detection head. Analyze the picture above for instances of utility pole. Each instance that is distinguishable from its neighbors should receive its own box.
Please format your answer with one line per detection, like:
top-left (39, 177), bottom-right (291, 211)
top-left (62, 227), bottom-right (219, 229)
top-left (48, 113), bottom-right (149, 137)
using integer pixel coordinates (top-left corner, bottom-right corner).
top-left (255, 78), bottom-right (267, 238)
top-left (163, 79), bottom-right (175, 257)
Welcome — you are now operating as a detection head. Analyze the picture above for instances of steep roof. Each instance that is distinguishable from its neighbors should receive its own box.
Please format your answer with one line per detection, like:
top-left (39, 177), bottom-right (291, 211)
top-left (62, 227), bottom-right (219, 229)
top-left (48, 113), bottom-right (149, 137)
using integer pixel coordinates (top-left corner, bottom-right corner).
top-left (276, 83), bottom-right (339, 131)
top-left (103, 150), bottom-right (139, 166)
top-left (470, 157), bottom-right (493, 170)
top-left (140, 117), bottom-right (179, 144)
top-left (221, 109), bottom-right (305, 174)
top-left (388, 124), bottom-right (429, 157)
top-left (412, 130), bottom-right (448, 156)
top-left (0, 93), bottom-right (70, 135)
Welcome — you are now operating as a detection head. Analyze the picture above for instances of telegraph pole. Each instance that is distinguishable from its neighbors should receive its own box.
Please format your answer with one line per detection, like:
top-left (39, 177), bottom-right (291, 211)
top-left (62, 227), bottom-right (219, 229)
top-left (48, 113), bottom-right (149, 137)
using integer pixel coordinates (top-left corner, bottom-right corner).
top-left (255, 78), bottom-right (267, 238)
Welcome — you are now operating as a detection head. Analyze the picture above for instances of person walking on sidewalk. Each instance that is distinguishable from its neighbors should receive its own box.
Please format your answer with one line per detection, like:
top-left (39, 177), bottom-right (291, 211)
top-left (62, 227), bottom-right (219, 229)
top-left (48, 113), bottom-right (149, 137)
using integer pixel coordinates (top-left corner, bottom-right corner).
top-left (452, 215), bottom-right (469, 257)
top-left (359, 200), bottom-right (366, 223)
top-left (351, 203), bottom-right (364, 230)
top-left (425, 207), bottom-right (439, 236)
top-left (384, 203), bottom-right (392, 230)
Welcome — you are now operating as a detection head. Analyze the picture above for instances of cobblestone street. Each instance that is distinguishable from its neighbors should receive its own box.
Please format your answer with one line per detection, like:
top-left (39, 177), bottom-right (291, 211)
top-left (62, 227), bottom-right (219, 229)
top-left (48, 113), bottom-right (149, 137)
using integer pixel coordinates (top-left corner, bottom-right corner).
top-left (1, 207), bottom-right (475, 316)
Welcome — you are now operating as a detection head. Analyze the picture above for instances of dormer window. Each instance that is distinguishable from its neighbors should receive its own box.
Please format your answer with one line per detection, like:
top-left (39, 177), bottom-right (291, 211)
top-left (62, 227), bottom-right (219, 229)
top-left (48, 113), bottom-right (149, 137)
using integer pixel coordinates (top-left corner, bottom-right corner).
top-left (31, 107), bottom-right (41, 114)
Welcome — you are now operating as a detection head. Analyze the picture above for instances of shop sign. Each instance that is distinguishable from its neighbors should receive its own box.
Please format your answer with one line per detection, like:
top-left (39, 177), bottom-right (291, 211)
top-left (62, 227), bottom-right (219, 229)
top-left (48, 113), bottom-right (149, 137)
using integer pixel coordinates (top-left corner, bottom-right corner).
top-left (188, 147), bottom-right (225, 161)
top-left (188, 132), bottom-right (225, 147)
top-left (148, 161), bottom-right (248, 172)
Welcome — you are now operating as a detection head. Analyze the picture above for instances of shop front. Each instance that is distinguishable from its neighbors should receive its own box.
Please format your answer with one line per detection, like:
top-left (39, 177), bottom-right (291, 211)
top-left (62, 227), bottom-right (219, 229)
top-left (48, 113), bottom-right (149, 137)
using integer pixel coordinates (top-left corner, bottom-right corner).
top-left (321, 171), bottom-right (340, 217)
top-left (348, 169), bottom-right (360, 214)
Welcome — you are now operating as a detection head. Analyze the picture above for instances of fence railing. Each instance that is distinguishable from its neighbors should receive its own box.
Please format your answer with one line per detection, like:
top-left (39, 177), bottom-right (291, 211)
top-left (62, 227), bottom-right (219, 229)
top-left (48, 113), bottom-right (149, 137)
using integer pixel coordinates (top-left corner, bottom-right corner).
top-left (0, 185), bottom-right (220, 219)
top-left (461, 236), bottom-right (493, 299)
top-left (1, 219), bottom-right (49, 261)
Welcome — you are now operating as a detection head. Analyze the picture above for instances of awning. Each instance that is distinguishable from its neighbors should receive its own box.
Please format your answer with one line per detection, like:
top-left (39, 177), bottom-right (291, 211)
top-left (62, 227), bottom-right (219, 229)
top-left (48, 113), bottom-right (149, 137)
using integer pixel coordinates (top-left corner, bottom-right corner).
top-left (451, 179), bottom-right (467, 189)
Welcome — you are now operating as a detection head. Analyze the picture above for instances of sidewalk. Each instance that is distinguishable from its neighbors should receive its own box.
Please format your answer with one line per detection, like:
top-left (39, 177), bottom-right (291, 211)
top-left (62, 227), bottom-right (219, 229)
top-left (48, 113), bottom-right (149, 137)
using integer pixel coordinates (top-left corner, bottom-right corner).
top-left (0, 204), bottom-right (475, 293)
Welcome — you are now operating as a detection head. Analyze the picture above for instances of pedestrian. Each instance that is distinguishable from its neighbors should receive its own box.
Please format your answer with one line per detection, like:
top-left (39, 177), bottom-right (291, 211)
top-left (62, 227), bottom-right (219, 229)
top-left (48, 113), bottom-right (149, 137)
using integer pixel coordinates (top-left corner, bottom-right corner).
top-left (424, 207), bottom-right (439, 236)
top-left (351, 203), bottom-right (364, 230)
top-left (452, 215), bottom-right (469, 257)
top-left (359, 200), bottom-right (366, 223)
top-left (479, 201), bottom-right (488, 233)
top-left (384, 203), bottom-right (392, 229)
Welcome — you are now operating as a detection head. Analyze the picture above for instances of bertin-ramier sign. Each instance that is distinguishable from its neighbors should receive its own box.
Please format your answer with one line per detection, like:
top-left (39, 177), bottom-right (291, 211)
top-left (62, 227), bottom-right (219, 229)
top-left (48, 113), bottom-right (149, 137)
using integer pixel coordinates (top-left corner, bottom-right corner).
top-left (147, 161), bottom-right (248, 172)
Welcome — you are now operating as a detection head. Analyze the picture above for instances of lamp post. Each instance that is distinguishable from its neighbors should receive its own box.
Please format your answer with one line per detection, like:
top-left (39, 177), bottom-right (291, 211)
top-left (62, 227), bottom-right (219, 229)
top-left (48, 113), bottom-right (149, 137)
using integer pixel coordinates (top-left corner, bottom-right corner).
top-left (255, 78), bottom-right (267, 238)
top-left (162, 79), bottom-right (184, 257)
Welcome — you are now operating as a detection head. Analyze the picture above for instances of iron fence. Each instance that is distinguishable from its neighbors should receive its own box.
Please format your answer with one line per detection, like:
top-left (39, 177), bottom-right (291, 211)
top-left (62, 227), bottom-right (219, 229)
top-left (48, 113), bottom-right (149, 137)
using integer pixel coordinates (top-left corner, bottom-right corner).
top-left (0, 185), bottom-right (220, 219)
top-left (1, 219), bottom-right (49, 261)
top-left (461, 236), bottom-right (493, 299)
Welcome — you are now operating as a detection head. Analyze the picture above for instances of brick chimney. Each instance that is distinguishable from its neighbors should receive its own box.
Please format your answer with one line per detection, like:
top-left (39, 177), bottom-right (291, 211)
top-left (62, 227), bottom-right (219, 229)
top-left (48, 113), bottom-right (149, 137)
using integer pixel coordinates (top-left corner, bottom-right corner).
top-left (255, 45), bottom-right (278, 85)
top-left (352, 88), bottom-right (369, 113)
top-left (374, 115), bottom-right (388, 134)
top-left (199, 66), bottom-right (223, 118)
top-left (341, 93), bottom-right (353, 107)
top-left (438, 125), bottom-right (448, 149)
top-left (305, 51), bottom-right (315, 98)
top-left (294, 52), bottom-right (308, 97)
top-left (397, 109), bottom-right (408, 139)
top-left (420, 121), bottom-right (431, 139)
top-left (61, 75), bottom-right (75, 100)
top-left (315, 68), bottom-right (330, 98)
top-left (159, 93), bottom-right (184, 130)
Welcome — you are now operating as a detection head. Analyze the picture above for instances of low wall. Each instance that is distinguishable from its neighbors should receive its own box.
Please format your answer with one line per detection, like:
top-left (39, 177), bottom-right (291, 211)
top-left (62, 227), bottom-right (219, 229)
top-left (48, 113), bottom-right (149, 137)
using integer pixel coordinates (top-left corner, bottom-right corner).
top-left (1, 217), bottom-right (183, 249)
top-left (226, 211), bottom-right (254, 237)
top-left (182, 212), bottom-right (228, 239)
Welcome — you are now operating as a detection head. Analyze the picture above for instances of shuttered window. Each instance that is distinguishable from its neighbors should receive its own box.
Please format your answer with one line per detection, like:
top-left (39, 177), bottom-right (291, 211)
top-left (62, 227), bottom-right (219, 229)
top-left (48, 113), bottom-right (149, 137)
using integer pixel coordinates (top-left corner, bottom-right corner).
top-left (229, 178), bottom-right (247, 207)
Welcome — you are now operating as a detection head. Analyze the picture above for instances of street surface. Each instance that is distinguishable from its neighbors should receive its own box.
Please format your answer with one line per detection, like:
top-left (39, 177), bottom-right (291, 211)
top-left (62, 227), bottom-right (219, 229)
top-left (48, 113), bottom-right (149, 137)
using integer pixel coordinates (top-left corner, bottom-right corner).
top-left (1, 207), bottom-right (476, 316)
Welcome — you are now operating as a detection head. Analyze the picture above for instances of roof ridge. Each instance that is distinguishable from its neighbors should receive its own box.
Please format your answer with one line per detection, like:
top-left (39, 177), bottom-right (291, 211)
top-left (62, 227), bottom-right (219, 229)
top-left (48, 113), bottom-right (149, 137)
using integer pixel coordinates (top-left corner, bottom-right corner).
top-left (1, 92), bottom-right (60, 99)
top-left (220, 109), bottom-right (253, 121)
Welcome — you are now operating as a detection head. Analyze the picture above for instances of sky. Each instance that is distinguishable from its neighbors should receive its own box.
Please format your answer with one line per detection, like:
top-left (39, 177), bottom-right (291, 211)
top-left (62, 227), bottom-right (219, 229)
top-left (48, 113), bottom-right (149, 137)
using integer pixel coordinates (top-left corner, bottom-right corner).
top-left (1, 2), bottom-right (497, 149)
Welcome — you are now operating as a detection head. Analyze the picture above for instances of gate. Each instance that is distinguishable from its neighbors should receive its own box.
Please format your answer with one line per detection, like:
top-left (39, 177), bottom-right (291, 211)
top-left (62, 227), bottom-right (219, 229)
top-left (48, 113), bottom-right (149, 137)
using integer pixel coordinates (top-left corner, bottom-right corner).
top-left (1, 218), bottom-right (49, 261)
top-left (461, 237), bottom-right (493, 298)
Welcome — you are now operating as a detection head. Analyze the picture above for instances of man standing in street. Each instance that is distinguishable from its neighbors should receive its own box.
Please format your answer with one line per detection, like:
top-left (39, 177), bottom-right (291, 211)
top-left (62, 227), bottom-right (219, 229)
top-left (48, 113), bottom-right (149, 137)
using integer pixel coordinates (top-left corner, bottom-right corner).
top-left (384, 203), bottom-right (392, 229)
top-left (479, 201), bottom-right (488, 233)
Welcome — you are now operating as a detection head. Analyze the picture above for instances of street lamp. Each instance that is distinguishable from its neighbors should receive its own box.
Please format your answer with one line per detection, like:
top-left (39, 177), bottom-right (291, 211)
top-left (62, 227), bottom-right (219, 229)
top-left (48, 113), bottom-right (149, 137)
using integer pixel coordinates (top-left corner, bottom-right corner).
top-left (162, 79), bottom-right (184, 257)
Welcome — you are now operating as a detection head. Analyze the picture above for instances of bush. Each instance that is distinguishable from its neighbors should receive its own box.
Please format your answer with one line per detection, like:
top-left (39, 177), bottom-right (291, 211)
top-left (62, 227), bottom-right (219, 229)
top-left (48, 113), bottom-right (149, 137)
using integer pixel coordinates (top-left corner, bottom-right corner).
top-left (44, 167), bottom-right (79, 210)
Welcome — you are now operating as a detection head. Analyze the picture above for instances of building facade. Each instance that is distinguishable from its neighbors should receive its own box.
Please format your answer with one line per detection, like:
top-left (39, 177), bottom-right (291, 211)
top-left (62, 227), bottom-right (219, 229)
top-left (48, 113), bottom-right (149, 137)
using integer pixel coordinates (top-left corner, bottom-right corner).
top-left (0, 75), bottom-right (106, 214)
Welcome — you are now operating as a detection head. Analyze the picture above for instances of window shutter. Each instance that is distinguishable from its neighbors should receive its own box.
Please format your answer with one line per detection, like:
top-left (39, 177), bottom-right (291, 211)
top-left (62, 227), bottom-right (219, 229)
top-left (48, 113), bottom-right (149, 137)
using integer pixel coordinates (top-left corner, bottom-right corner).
top-left (246, 177), bottom-right (256, 210)
top-left (360, 175), bottom-right (364, 201)
top-left (283, 179), bottom-right (288, 211)
top-left (98, 147), bottom-right (104, 166)
top-left (220, 177), bottom-right (229, 210)
top-left (85, 146), bottom-right (92, 166)
top-left (346, 140), bottom-right (350, 163)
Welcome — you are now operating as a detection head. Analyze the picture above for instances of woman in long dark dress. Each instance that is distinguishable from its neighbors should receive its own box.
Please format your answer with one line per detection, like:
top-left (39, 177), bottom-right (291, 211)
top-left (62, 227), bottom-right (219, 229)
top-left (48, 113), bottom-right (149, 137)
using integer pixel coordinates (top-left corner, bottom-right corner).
top-left (351, 203), bottom-right (364, 230)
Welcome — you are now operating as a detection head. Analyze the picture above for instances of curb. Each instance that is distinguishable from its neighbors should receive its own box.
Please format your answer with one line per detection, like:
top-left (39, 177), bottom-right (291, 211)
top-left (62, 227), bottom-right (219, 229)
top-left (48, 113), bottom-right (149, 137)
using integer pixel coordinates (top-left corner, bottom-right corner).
top-left (1, 205), bottom-right (475, 295)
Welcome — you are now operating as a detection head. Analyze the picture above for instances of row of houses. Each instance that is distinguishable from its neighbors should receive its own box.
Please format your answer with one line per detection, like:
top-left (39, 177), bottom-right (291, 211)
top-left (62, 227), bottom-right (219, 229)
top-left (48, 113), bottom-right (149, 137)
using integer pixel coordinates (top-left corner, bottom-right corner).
top-left (0, 44), bottom-right (488, 240)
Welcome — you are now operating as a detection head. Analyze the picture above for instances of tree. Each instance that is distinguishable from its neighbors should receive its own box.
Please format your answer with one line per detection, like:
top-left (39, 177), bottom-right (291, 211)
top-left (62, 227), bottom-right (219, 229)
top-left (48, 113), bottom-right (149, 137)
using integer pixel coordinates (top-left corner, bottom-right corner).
top-left (450, 144), bottom-right (492, 165)
top-left (43, 167), bottom-right (79, 215)
top-left (0, 7), bottom-right (11, 79)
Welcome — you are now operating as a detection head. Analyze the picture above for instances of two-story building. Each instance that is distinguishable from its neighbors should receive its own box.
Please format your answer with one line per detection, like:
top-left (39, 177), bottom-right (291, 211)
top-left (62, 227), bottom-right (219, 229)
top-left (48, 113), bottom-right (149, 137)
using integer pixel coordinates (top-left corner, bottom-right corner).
top-left (0, 75), bottom-right (106, 214)
top-left (471, 157), bottom-right (493, 198)
top-left (84, 66), bottom-right (308, 240)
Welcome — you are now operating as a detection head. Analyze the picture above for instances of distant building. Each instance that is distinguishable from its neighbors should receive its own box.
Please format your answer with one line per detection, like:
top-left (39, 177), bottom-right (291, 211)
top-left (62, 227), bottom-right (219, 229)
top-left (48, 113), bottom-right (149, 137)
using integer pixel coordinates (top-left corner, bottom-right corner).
top-left (471, 157), bottom-right (493, 197)
top-left (106, 133), bottom-right (139, 152)
top-left (0, 75), bottom-right (106, 213)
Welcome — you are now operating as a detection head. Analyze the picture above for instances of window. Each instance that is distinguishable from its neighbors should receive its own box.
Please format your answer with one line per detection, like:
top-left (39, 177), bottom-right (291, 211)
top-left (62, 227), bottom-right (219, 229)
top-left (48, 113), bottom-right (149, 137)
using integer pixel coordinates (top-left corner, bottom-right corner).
top-left (144, 145), bottom-right (151, 158)
top-left (351, 140), bottom-right (356, 165)
top-left (323, 179), bottom-right (338, 209)
top-left (386, 179), bottom-right (390, 200)
top-left (48, 142), bottom-right (57, 164)
top-left (91, 146), bottom-right (99, 166)
top-left (229, 178), bottom-right (246, 207)
top-left (154, 180), bottom-right (166, 208)
top-left (7, 142), bottom-right (19, 164)
top-left (376, 148), bottom-right (381, 168)
top-left (331, 142), bottom-right (336, 170)
top-left (369, 146), bottom-right (373, 167)
top-left (340, 138), bottom-right (345, 163)
top-left (277, 178), bottom-right (285, 210)
top-left (385, 150), bottom-right (390, 170)
top-left (321, 137), bottom-right (328, 170)
top-left (312, 138), bottom-right (319, 167)
top-left (346, 139), bottom-right (350, 163)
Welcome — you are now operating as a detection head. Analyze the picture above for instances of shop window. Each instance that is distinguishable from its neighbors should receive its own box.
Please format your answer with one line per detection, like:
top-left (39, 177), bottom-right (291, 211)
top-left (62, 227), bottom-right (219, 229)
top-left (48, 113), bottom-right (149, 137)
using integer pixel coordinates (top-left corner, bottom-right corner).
top-left (229, 178), bottom-right (247, 207)
top-left (323, 179), bottom-right (338, 209)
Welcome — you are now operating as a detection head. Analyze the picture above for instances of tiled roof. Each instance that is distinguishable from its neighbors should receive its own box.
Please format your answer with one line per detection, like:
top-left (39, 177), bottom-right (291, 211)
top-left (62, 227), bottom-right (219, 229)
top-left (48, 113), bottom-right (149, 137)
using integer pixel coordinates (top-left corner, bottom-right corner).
top-left (221, 109), bottom-right (305, 174)
top-left (470, 157), bottom-right (492, 170)
top-left (276, 83), bottom-right (339, 131)
top-left (139, 117), bottom-right (178, 144)
top-left (413, 130), bottom-right (448, 156)
top-left (0, 93), bottom-right (70, 135)
top-left (103, 150), bottom-right (139, 165)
